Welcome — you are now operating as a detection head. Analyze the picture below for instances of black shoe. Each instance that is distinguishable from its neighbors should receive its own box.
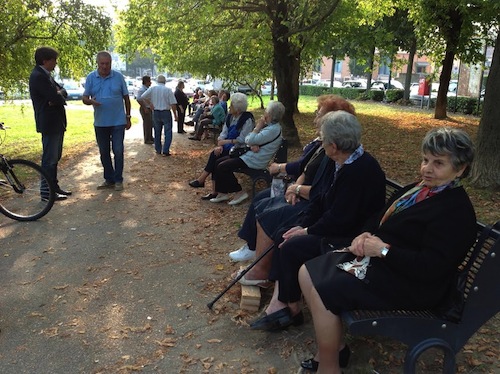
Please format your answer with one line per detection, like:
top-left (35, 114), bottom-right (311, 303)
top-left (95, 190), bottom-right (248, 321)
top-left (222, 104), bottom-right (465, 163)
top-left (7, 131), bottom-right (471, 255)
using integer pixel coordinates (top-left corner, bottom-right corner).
top-left (189, 180), bottom-right (205, 188)
top-left (42, 193), bottom-right (67, 202)
top-left (188, 136), bottom-right (201, 141)
top-left (201, 193), bottom-right (217, 200)
top-left (178, 130), bottom-right (187, 134)
top-left (55, 188), bottom-right (72, 196)
top-left (300, 345), bottom-right (351, 371)
top-left (250, 307), bottom-right (304, 331)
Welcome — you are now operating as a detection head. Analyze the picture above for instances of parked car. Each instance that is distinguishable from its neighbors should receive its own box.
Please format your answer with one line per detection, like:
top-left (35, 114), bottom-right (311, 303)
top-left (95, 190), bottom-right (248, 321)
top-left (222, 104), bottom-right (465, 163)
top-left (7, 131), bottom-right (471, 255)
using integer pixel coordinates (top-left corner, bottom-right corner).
top-left (261, 81), bottom-right (274, 95)
top-left (62, 80), bottom-right (84, 100)
top-left (370, 80), bottom-right (404, 90)
top-left (317, 79), bottom-right (343, 88)
top-left (342, 80), bottom-right (367, 89)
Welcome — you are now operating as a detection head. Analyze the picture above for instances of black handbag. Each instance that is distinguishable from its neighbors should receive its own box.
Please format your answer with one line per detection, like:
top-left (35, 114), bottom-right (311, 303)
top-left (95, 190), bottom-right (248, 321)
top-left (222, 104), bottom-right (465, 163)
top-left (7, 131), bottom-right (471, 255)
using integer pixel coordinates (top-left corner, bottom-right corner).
top-left (229, 144), bottom-right (251, 158)
top-left (229, 130), bottom-right (282, 158)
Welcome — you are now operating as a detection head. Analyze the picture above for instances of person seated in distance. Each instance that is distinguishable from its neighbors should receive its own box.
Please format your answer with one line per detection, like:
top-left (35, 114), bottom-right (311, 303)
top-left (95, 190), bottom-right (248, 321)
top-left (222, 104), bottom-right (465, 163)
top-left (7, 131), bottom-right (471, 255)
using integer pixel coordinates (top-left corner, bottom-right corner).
top-left (208, 100), bottom-right (284, 206)
top-left (188, 92), bottom-right (254, 200)
top-left (188, 95), bottom-right (226, 141)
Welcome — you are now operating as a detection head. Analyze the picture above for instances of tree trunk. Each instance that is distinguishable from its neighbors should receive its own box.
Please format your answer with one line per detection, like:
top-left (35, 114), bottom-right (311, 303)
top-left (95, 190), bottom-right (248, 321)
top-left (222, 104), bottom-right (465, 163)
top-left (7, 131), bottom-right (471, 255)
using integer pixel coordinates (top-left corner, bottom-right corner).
top-left (434, 49), bottom-right (455, 119)
top-left (271, 3), bottom-right (300, 147)
top-left (470, 32), bottom-right (500, 189)
top-left (403, 38), bottom-right (417, 101)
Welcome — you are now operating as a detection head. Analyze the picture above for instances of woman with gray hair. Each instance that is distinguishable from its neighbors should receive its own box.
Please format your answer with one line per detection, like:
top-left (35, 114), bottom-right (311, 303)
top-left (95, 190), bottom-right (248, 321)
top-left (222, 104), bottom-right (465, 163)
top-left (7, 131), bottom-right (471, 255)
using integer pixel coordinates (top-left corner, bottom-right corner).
top-left (209, 100), bottom-right (284, 205)
top-left (247, 111), bottom-right (386, 336)
top-left (298, 127), bottom-right (476, 373)
top-left (189, 92), bottom-right (254, 199)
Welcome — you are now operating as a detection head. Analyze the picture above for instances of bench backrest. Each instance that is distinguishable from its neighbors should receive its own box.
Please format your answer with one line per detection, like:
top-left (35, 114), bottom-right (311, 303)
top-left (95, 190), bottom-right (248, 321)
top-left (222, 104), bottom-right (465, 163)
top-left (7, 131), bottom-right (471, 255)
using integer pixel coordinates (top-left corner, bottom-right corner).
top-left (454, 222), bottom-right (500, 341)
top-left (274, 139), bottom-right (288, 163)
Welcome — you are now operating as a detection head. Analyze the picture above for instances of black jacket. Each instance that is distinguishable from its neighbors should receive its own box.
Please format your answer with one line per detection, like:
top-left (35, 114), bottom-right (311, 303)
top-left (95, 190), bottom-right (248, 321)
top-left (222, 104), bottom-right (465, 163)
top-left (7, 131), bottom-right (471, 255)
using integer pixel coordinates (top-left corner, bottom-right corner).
top-left (29, 65), bottom-right (67, 134)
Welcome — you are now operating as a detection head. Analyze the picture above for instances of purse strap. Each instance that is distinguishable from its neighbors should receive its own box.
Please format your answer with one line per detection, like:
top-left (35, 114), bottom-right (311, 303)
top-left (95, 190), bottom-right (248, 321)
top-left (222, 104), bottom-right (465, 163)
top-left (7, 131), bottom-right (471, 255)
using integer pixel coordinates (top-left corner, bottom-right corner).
top-left (257, 130), bottom-right (282, 148)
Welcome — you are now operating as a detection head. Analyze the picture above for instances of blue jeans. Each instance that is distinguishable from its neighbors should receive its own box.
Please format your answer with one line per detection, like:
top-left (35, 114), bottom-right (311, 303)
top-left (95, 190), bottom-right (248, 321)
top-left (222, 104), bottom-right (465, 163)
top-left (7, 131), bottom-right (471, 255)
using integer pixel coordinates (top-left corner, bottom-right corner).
top-left (94, 125), bottom-right (125, 183)
top-left (41, 132), bottom-right (64, 188)
top-left (153, 110), bottom-right (173, 154)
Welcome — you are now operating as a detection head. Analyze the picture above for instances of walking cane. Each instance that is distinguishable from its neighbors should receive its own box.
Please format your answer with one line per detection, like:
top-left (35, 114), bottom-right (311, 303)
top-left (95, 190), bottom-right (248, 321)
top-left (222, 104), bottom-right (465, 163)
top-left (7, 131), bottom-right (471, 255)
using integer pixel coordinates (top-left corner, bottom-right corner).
top-left (207, 244), bottom-right (274, 310)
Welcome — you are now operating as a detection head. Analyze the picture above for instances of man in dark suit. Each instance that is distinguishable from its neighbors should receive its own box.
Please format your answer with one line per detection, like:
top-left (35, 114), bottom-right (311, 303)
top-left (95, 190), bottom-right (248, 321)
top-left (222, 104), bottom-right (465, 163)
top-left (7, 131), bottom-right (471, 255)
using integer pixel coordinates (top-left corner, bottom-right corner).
top-left (29, 46), bottom-right (71, 200)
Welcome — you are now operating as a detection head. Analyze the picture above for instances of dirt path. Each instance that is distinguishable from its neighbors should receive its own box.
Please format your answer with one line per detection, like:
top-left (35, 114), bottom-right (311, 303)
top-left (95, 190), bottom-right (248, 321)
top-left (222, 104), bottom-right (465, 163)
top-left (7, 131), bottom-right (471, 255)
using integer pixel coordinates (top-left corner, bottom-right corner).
top-left (1, 117), bottom-right (497, 373)
top-left (0, 119), bottom-right (316, 373)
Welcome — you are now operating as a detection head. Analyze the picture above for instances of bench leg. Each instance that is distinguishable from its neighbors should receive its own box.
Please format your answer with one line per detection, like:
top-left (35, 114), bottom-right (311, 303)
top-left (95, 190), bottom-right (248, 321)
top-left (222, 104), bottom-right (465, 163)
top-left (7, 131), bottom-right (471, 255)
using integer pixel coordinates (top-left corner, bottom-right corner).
top-left (404, 338), bottom-right (456, 374)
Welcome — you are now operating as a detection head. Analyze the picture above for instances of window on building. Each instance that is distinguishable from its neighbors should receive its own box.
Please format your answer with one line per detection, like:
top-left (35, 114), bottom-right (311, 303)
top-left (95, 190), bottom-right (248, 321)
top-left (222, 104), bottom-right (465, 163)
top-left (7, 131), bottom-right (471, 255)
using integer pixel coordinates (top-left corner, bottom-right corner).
top-left (415, 62), bottom-right (429, 74)
top-left (334, 60), bottom-right (342, 73)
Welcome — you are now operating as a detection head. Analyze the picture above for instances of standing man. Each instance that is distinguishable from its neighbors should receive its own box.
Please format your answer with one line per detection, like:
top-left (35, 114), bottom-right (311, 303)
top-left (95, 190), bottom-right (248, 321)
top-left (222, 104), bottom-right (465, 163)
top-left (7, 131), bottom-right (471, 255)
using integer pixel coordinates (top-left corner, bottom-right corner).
top-left (82, 51), bottom-right (131, 191)
top-left (138, 75), bottom-right (178, 156)
top-left (136, 76), bottom-right (154, 144)
top-left (29, 46), bottom-right (70, 201)
top-left (174, 80), bottom-right (189, 134)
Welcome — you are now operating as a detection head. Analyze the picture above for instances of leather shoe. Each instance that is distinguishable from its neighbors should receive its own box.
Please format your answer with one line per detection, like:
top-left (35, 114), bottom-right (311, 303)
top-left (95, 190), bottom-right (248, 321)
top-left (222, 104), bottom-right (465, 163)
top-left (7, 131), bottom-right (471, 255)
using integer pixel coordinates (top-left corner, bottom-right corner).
top-left (188, 136), bottom-right (201, 141)
top-left (42, 193), bottom-right (67, 202)
top-left (201, 193), bottom-right (218, 200)
top-left (189, 180), bottom-right (205, 188)
top-left (55, 188), bottom-right (72, 196)
top-left (300, 345), bottom-right (351, 371)
top-left (250, 307), bottom-right (304, 331)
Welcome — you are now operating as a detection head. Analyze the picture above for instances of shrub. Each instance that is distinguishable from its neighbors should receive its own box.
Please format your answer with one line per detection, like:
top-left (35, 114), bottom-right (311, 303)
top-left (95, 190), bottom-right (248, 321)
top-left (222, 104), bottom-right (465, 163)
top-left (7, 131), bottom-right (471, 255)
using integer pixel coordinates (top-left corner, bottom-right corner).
top-left (369, 90), bottom-right (385, 102)
top-left (385, 89), bottom-right (404, 103)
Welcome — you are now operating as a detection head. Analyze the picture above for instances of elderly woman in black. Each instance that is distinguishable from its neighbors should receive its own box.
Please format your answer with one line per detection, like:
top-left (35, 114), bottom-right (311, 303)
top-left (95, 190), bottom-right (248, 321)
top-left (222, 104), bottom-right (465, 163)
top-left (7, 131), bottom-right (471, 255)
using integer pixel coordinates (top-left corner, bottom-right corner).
top-left (299, 127), bottom-right (477, 373)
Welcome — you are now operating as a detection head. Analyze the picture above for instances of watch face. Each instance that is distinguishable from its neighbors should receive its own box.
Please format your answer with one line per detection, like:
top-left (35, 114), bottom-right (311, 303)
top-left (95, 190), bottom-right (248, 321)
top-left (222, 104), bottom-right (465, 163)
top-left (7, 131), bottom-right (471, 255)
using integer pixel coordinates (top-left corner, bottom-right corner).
top-left (381, 247), bottom-right (389, 257)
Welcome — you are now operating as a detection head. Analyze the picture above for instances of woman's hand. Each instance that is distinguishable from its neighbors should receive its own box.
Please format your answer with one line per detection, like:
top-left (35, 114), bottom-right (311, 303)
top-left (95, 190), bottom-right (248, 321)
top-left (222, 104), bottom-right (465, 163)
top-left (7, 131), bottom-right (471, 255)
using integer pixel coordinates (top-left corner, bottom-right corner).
top-left (285, 184), bottom-right (300, 205)
top-left (250, 145), bottom-right (260, 153)
top-left (350, 232), bottom-right (389, 257)
top-left (213, 146), bottom-right (223, 156)
top-left (254, 116), bottom-right (266, 131)
top-left (279, 226), bottom-right (307, 247)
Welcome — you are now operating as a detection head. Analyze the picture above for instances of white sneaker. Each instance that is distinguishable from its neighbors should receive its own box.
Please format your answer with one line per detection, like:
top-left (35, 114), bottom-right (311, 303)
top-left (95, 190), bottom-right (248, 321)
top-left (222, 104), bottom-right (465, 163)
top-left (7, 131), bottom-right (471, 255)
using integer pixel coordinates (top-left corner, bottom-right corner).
top-left (229, 243), bottom-right (256, 262)
top-left (210, 193), bottom-right (230, 203)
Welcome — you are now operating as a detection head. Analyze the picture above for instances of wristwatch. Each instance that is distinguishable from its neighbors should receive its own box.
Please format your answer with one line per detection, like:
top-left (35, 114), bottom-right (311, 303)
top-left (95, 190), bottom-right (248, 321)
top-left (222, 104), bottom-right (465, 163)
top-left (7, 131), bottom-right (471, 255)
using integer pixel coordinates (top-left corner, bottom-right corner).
top-left (295, 184), bottom-right (301, 196)
top-left (380, 246), bottom-right (390, 258)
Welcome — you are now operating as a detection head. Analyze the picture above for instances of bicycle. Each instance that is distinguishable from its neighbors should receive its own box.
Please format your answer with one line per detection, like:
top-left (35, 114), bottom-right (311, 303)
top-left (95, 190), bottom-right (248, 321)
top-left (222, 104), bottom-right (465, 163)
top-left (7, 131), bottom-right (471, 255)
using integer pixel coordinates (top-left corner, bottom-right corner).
top-left (0, 122), bottom-right (56, 221)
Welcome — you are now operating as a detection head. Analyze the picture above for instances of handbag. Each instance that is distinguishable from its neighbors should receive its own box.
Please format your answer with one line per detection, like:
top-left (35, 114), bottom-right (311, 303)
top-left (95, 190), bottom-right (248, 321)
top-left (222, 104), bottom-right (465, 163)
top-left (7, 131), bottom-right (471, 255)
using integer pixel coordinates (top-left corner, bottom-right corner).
top-left (229, 129), bottom-right (282, 158)
top-left (229, 144), bottom-right (251, 158)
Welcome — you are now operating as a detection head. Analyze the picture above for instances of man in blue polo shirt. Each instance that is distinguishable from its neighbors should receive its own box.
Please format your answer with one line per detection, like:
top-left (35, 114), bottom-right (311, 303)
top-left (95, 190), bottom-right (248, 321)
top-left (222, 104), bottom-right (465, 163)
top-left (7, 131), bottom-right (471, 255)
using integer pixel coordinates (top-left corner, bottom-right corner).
top-left (83, 51), bottom-right (131, 191)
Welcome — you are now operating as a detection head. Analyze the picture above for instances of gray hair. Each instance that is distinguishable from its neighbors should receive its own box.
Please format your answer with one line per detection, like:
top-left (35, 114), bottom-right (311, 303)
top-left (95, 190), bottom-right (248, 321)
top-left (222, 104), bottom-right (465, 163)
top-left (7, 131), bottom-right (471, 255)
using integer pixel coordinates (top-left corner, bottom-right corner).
top-left (422, 127), bottom-right (474, 178)
top-left (157, 75), bottom-right (166, 83)
top-left (230, 92), bottom-right (248, 113)
top-left (320, 111), bottom-right (362, 153)
top-left (96, 51), bottom-right (112, 62)
top-left (266, 101), bottom-right (285, 123)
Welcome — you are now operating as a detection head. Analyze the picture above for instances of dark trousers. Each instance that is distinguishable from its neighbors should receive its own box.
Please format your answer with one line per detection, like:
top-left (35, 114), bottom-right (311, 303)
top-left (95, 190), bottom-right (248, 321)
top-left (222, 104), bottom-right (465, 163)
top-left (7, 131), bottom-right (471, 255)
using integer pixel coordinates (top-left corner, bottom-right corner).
top-left (204, 148), bottom-right (230, 176)
top-left (140, 107), bottom-right (153, 143)
top-left (237, 188), bottom-right (272, 250)
top-left (177, 107), bottom-right (186, 133)
top-left (270, 234), bottom-right (325, 303)
top-left (214, 156), bottom-right (247, 193)
top-left (41, 131), bottom-right (64, 188)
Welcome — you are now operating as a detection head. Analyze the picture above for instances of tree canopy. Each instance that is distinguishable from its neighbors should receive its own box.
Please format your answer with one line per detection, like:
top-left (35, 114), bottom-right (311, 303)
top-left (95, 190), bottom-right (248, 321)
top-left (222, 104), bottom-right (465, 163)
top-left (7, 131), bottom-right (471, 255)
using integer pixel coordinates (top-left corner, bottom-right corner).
top-left (0, 0), bottom-right (112, 97)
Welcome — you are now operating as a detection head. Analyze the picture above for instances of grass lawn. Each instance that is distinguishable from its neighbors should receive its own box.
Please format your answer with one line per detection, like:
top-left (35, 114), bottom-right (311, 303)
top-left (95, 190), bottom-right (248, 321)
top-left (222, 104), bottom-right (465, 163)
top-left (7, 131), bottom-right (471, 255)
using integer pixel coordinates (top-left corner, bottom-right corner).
top-left (0, 97), bottom-right (497, 224)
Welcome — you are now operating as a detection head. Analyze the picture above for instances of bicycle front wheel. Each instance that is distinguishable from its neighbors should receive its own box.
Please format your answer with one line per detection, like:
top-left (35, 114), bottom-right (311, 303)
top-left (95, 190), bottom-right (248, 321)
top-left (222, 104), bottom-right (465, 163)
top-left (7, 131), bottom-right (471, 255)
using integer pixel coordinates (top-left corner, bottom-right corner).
top-left (0, 159), bottom-right (56, 221)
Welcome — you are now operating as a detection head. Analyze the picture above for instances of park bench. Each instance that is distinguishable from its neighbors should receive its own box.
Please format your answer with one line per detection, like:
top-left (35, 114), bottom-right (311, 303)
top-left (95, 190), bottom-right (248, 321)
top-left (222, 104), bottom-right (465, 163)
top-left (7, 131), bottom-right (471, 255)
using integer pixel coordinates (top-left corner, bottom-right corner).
top-left (235, 139), bottom-right (288, 197)
top-left (341, 179), bottom-right (500, 374)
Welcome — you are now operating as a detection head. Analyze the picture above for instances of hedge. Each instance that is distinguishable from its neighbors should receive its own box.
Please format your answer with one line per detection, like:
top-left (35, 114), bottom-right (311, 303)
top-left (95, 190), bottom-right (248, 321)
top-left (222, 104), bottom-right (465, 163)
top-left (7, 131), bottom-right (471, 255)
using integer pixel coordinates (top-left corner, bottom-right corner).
top-left (298, 86), bottom-right (483, 115)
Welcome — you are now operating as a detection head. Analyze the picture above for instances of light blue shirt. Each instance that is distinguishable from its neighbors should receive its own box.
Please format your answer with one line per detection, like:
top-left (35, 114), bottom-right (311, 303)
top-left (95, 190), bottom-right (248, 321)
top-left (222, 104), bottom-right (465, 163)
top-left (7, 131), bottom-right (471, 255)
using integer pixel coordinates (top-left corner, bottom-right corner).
top-left (241, 122), bottom-right (282, 169)
top-left (84, 70), bottom-right (128, 127)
